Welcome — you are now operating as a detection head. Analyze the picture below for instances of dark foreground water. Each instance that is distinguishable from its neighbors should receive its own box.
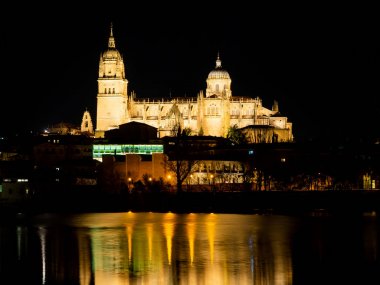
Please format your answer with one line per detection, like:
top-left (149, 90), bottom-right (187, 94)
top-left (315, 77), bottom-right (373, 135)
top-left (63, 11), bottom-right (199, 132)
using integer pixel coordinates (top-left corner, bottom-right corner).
top-left (1, 211), bottom-right (380, 284)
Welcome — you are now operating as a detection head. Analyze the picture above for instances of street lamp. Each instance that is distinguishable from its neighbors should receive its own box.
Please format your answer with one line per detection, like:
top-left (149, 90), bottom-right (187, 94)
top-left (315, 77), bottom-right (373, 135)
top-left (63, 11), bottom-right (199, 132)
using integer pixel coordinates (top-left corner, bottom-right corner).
top-left (167, 174), bottom-right (172, 192)
top-left (188, 174), bottom-right (193, 192)
top-left (210, 174), bottom-right (216, 195)
top-left (128, 177), bottom-right (133, 193)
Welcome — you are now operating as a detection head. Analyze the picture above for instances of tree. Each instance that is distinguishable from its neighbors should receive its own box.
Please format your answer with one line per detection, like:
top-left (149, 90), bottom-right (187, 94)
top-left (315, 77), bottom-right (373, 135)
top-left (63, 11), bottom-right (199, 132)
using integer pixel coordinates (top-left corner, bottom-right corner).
top-left (227, 124), bottom-right (247, 145)
top-left (182, 127), bottom-right (192, 136)
top-left (141, 173), bottom-right (168, 192)
top-left (240, 161), bottom-right (254, 191)
top-left (163, 125), bottom-right (199, 193)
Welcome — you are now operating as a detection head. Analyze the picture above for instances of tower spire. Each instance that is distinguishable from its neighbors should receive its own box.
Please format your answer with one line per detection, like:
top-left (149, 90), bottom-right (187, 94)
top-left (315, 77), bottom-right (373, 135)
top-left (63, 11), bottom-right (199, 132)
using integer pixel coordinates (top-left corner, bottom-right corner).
top-left (108, 22), bottom-right (116, 48)
top-left (216, 52), bottom-right (222, 69)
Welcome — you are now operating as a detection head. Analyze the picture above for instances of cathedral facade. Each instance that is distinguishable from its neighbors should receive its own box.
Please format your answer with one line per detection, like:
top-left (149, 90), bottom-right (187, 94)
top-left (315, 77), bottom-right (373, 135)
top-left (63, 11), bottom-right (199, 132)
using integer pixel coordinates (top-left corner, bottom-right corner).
top-left (96, 26), bottom-right (293, 142)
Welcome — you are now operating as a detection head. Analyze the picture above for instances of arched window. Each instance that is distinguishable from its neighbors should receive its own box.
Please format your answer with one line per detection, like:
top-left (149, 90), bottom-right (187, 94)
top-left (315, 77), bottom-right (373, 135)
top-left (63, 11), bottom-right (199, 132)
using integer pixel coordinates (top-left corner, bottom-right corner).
top-left (231, 108), bottom-right (239, 116)
top-left (207, 104), bottom-right (218, 115)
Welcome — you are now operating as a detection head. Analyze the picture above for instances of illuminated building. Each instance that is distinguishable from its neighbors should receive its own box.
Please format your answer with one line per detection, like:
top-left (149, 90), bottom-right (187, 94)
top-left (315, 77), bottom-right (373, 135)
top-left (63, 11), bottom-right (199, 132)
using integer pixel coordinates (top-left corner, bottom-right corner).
top-left (80, 110), bottom-right (94, 135)
top-left (95, 25), bottom-right (293, 142)
top-left (43, 110), bottom-right (94, 136)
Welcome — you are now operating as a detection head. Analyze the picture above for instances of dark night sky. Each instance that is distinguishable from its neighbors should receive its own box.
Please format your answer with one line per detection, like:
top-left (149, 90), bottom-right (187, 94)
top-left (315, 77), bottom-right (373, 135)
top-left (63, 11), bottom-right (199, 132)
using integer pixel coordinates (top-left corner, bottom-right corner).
top-left (1, 3), bottom-right (379, 141)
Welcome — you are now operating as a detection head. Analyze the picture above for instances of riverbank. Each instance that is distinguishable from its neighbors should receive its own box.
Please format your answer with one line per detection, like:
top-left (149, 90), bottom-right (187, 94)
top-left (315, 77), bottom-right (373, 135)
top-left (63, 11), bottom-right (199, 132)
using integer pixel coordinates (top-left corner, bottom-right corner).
top-left (129, 190), bottom-right (380, 214)
top-left (3, 190), bottom-right (380, 217)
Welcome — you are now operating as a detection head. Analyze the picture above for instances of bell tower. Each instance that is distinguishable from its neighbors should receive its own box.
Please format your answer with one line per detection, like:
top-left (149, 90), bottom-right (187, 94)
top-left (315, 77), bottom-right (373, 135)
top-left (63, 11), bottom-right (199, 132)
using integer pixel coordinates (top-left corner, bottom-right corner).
top-left (81, 109), bottom-right (94, 135)
top-left (95, 23), bottom-right (128, 137)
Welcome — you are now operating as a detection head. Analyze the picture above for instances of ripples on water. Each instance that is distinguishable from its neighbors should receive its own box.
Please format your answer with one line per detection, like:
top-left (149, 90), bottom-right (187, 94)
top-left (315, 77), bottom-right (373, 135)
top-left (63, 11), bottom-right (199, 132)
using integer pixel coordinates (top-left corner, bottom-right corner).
top-left (1, 211), bottom-right (380, 284)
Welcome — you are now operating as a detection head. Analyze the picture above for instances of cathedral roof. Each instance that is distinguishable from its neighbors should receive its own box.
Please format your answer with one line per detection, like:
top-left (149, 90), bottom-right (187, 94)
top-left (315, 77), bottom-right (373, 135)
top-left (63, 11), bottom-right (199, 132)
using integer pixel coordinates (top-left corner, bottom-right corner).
top-left (208, 54), bottom-right (230, 80)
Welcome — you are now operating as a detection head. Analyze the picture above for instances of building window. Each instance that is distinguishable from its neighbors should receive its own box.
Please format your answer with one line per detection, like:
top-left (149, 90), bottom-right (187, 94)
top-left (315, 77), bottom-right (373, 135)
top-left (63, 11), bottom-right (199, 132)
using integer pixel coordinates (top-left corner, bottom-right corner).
top-left (231, 108), bottom-right (239, 116)
top-left (207, 104), bottom-right (218, 116)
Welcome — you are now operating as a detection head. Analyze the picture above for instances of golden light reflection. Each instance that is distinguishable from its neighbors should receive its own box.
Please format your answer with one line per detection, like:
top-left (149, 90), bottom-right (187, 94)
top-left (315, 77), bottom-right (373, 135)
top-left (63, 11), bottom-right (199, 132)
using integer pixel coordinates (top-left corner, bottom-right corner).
top-left (163, 213), bottom-right (175, 265)
top-left (146, 223), bottom-right (153, 262)
top-left (187, 214), bottom-right (196, 265)
top-left (125, 211), bottom-right (135, 262)
top-left (126, 224), bottom-right (133, 262)
top-left (77, 230), bottom-right (92, 285)
top-left (41, 212), bottom-right (301, 284)
top-left (206, 213), bottom-right (216, 264)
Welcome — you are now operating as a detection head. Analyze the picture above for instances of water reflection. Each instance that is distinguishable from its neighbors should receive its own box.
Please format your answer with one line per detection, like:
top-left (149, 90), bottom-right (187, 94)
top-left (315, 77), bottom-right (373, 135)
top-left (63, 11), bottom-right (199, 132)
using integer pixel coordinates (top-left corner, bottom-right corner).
top-left (1, 212), bottom-right (380, 284)
top-left (38, 227), bottom-right (47, 284)
top-left (28, 213), bottom-right (296, 284)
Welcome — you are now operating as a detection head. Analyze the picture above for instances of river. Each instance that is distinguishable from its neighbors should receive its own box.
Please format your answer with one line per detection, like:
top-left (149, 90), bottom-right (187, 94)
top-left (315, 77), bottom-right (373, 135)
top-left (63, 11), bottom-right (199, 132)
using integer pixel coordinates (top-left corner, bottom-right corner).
top-left (1, 211), bottom-right (379, 284)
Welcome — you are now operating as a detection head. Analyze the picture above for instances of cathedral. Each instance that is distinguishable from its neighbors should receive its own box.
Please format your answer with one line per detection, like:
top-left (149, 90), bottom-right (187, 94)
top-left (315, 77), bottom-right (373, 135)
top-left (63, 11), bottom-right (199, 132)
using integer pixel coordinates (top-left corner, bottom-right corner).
top-left (95, 25), bottom-right (293, 143)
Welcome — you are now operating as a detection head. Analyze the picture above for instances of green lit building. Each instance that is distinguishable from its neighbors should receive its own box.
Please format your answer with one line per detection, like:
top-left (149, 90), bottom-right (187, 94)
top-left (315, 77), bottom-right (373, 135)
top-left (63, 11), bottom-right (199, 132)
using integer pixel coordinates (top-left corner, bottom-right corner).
top-left (93, 144), bottom-right (163, 161)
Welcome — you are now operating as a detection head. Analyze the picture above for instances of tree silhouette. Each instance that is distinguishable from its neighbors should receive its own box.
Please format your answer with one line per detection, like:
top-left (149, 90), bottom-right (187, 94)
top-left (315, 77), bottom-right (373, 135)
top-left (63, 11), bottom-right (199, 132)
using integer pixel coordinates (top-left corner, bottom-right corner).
top-left (227, 124), bottom-right (247, 145)
top-left (163, 125), bottom-right (199, 193)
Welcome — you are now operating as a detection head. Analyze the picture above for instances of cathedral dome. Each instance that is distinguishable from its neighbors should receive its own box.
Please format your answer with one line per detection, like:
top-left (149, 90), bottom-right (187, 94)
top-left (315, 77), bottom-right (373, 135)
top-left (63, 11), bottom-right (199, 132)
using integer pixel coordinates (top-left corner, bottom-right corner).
top-left (208, 69), bottom-right (230, 79)
top-left (102, 48), bottom-right (122, 60)
top-left (207, 55), bottom-right (230, 79)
